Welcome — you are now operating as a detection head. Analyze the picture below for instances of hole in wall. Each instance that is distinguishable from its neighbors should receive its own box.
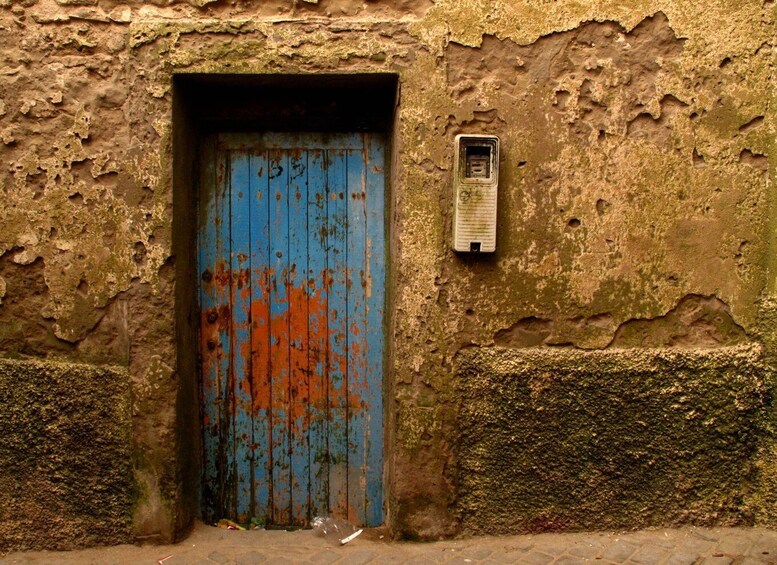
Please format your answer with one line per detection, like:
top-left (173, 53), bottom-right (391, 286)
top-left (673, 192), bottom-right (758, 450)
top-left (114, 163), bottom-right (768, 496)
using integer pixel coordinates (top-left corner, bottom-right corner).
top-left (693, 148), bottom-right (706, 168)
top-left (740, 148), bottom-right (768, 171)
top-left (133, 242), bottom-right (147, 266)
top-left (739, 116), bottom-right (764, 135)
top-left (76, 278), bottom-right (89, 296)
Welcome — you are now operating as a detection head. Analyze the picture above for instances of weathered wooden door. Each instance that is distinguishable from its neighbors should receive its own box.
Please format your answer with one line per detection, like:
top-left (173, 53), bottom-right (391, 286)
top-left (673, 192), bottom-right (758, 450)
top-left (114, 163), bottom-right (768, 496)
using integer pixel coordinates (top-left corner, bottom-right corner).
top-left (198, 132), bottom-right (385, 527)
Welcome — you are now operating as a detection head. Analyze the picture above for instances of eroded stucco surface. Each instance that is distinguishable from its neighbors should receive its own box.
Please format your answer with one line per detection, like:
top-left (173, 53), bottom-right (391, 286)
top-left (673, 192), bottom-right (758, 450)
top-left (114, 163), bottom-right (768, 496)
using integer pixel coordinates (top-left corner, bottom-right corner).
top-left (0, 0), bottom-right (775, 547)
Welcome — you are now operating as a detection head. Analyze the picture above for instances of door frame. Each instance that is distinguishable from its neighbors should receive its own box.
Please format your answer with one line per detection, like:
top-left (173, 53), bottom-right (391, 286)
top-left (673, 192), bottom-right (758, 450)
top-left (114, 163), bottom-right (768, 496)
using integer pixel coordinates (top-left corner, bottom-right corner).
top-left (172, 74), bottom-right (398, 529)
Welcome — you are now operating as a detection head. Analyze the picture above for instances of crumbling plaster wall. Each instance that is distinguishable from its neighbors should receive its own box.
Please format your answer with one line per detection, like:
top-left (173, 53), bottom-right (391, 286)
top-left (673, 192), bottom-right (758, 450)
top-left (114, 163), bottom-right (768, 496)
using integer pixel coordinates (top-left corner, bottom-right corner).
top-left (0, 0), bottom-right (775, 546)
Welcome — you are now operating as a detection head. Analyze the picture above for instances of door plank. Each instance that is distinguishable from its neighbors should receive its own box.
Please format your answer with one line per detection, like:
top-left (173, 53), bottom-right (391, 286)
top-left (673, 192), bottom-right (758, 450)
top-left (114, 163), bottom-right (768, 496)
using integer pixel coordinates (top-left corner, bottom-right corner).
top-left (345, 141), bottom-right (369, 525)
top-left (230, 152), bottom-right (253, 521)
top-left (326, 149), bottom-right (349, 518)
top-left (307, 149), bottom-right (330, 518)
top-left (198, 139), bottom-right (228, 522)
top-left (288, 150), bottom-right (311, 525)
top-left (250, 152), bottom-right (272, 521)
top-left (215, 150), bottom-right (233, 518)
top-left (364, 134), bottom-right (386, 526)
top-left (269, 150), bottom-right (292, 525)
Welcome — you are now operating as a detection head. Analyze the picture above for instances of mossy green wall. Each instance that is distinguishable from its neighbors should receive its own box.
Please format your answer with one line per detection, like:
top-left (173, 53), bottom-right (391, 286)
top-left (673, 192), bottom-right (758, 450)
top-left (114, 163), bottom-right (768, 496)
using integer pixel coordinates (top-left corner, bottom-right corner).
top-left (457, 345), bottom-right (774, 533)
top-left (0, 0), bottom-right (774, 546)
top-left (0, 358), bottom-right (133, 551)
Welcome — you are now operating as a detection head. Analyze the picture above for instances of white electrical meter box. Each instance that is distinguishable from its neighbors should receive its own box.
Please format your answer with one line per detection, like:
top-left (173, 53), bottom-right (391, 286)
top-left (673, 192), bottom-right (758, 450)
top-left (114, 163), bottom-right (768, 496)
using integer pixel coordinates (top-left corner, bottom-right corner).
top-left (452, 134), bottom-right (500, 253)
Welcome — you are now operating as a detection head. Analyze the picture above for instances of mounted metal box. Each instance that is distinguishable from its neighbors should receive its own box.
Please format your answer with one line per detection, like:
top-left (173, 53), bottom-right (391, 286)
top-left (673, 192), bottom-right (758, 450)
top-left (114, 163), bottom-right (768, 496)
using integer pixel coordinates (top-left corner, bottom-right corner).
top-left (452, 134), bottom-right (500, 253)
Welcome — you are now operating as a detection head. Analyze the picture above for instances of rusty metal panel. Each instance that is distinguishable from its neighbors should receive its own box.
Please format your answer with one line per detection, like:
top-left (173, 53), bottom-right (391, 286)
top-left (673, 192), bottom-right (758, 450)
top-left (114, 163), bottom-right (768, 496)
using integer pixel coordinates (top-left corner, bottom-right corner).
top-left (198, 133), bottom-right (386, 527)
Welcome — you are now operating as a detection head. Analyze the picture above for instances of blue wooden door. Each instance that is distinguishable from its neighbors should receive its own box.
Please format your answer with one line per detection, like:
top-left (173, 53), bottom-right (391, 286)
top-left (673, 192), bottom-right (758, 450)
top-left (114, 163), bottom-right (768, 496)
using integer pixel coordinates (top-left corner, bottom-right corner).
top-left (198, 132), bottom-right (385, 527)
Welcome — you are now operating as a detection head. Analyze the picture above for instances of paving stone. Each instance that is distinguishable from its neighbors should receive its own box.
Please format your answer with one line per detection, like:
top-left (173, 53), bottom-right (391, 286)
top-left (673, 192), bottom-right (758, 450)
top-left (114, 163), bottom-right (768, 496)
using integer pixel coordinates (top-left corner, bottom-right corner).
top-left (600, 541), bottom-right (640, 562)
top-left (747, 538), bottom-right (777, 559)
top-left (462, 547), bottom-right (493, 560)
top-left (663, 552), bottom-right (698, 565)
top-left (157, 555), bottom-right (201, 565)
top-left (692, 531), bottom-right (721, 543)
top-left (339, 549), bottom-right (377, 565)
top-left (567, 542), bottom-right (603, 559)
top-left (699, 556), bottom-right (733, 565)
top-left (405, 556), bottom-right (447, 564)
top-left (530, 540), bottom-right (570, 557)
top-left (642, 532), bottom-right (684, 550)
top-left (629, 543), bottom-right (670, 565)
top-left (714, 535), bottom-right (753, 556)
top-left (491, 550), bottom-right (531, 563)
top-left (369, 554), bottom-right (407, 564)
top-left (445, 557), bottom-right (476, 564)
top-left (234, 551), bottom-right (267, 564)
top-left (553, 556), bottom-right (586, 565)
top-left (738, 558), bottom-right (767, 565)
top-left (676, 537), bottom-right (716, 555)
top-left (498, 538), bottom-right (534, 552)
top-left (209, 551), bottom-right (231, 564)
top-left (518, 551), bottom-right (554, 565)
top-left (308, 549), bottom-right (342, 564)
top-left (413, 549), bottom-right (451, 563)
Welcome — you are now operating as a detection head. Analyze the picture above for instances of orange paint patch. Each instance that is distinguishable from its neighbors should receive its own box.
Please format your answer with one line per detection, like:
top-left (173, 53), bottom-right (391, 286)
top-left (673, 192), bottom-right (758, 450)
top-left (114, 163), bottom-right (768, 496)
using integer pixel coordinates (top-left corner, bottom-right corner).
top-left (250, 275), bottom-right (272, 414)
top-left (202, 263), bottom-right (367, 416)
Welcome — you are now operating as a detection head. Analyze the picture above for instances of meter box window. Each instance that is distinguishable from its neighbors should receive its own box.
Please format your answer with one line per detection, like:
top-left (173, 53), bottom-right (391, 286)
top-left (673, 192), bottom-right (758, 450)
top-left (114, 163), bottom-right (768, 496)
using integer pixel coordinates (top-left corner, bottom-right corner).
top-left (452, 134), bottom-right (500, 253)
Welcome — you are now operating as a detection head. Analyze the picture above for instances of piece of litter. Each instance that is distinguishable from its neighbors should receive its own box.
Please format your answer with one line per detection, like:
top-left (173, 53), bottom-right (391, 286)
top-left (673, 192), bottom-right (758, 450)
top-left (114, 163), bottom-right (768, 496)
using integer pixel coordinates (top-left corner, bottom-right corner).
top-left (312, 516), bottom-right (361, 545)
top-left (340, 529), bottom-right (363, 545)
top-left (157, 556), bottom-right (173, 565)
top-left (216, 518), bottom-right (245, 530)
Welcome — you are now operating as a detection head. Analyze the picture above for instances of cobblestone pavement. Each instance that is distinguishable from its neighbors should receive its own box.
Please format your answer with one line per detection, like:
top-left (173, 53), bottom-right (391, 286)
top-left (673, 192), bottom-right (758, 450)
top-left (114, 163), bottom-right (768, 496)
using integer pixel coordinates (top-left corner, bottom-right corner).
top-left (1, 523), bottom-right (776, 565)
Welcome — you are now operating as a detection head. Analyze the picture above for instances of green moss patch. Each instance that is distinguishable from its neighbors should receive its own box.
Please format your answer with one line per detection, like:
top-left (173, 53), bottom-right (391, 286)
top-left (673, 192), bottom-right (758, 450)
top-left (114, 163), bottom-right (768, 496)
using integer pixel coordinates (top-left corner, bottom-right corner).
top-left (0, 357), bottom-right (134, 551)
top-left (456, 344), bottom-right (771, 533)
